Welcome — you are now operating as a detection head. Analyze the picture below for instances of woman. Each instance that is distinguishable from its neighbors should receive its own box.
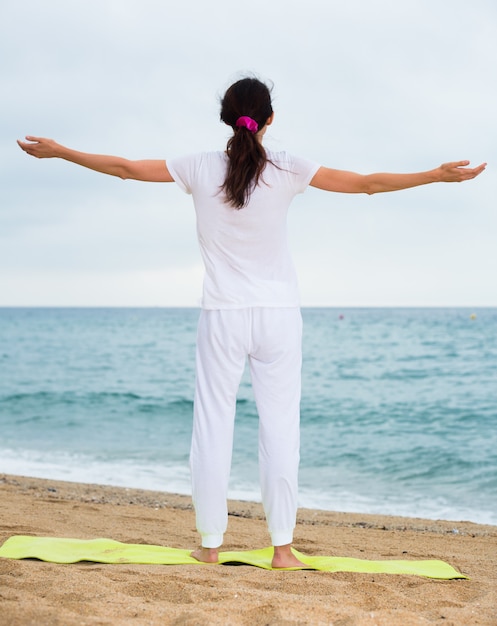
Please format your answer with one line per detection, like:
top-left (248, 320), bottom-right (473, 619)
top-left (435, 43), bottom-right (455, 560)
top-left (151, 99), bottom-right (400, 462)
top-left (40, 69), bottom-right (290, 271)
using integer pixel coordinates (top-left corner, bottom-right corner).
top-left (17, 77), bottom-right (485, 568)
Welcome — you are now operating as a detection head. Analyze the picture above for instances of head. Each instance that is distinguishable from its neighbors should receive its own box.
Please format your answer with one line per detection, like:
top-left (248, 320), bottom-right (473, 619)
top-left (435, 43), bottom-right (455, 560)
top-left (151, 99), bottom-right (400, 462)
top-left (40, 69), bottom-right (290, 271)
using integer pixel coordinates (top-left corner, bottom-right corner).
top-left (220, 77), bottom-right (274, 134)
top-left (220, 77), bottom-right (274, 209)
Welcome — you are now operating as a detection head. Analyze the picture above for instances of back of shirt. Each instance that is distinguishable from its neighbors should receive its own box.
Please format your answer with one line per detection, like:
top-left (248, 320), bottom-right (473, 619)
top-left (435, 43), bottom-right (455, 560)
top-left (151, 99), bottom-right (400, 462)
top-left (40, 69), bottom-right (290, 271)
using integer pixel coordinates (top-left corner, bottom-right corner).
top-left (167, 150), bottom-right (319, 309)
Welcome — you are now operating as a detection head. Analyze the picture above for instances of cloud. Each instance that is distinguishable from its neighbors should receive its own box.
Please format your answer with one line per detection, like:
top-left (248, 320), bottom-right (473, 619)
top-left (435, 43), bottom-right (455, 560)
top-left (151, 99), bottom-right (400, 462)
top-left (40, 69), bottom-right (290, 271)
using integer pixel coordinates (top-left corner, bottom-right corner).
top-left (1, 0), bottom-right (495, 305)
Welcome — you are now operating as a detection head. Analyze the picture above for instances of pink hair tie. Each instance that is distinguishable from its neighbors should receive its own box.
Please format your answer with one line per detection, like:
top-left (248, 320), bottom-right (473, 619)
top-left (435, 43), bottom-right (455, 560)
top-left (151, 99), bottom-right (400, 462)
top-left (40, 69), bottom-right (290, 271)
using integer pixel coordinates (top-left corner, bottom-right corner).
top-left (235, 116), bottom-right (259, 133)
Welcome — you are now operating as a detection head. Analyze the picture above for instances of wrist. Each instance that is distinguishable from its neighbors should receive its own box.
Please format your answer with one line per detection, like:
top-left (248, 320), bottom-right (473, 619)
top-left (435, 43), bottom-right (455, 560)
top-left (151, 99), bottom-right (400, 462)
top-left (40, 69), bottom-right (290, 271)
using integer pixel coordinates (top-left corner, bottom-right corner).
top-left (54, 142), bottom-right (69, 159)
top-left (426, 167), bottom-right (443, 183)
top-left (430, 167), bottom-right (443, 183)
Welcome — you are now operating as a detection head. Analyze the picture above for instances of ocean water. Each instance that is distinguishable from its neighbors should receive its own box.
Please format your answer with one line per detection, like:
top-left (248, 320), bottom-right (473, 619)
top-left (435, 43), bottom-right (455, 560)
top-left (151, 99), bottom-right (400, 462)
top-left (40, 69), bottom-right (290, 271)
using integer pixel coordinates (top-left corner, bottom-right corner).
top-left (1, 307), bottom-right (496, 526)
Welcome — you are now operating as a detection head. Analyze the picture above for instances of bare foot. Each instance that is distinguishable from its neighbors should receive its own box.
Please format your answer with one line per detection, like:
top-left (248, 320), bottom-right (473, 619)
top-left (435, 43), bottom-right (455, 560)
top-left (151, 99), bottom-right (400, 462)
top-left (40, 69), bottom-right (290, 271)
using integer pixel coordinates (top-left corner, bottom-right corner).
top-left (191, 547), bottom-right (219, 563)
top-left (271, 544), bottom-right (307, 569)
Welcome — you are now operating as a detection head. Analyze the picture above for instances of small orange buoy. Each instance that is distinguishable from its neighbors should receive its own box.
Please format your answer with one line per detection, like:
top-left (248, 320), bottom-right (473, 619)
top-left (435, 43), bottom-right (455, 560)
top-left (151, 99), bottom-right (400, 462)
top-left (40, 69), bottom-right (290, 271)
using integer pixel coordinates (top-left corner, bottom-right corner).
top-left (470, 313), bottom-right (477, 320)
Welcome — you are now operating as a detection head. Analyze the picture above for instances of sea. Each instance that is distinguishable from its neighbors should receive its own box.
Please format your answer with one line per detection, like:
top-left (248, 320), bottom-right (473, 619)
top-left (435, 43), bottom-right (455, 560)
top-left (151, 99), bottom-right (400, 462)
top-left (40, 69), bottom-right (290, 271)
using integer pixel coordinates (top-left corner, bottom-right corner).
top-left (1, 307), bottom-right (496, 526)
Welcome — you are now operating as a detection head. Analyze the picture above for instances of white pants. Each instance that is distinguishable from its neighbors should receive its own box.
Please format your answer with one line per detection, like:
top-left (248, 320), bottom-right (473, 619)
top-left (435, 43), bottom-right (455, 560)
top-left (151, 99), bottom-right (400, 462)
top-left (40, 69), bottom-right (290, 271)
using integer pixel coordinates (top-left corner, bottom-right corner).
top-left (190, 307), bottom-right (302, 548)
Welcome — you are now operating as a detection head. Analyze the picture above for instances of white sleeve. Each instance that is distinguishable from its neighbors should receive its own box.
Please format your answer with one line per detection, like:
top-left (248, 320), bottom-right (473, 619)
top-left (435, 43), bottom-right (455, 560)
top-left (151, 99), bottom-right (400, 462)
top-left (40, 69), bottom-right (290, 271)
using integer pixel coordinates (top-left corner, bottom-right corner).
top-left (166, 153), bottom-right (201, 195)
top-left (287, 153), bottom-right (321, 193)
top-left (269, 151), bottom-right (321, 194)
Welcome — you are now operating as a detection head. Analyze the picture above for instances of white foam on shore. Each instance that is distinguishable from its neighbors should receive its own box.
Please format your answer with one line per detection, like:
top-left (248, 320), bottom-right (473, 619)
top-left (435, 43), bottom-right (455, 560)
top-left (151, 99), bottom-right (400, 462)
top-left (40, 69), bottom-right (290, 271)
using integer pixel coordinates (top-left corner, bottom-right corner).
top-left (2, 447), bottom-right (496, 527)
top-left (297, 486), bottom-right (497, 527)
top-left (0, 448), bottom-right (192, 496)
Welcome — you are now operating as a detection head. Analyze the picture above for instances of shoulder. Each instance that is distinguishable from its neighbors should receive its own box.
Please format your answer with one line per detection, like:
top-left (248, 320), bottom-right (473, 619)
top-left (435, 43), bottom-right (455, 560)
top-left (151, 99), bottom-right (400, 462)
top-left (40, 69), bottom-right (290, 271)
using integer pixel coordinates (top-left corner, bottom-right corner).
top-left (264, 150), bottom-right (320, 192)
top-left (265, 149), bottom-right (291, 165)
top-left (167, 150), bottom-right (226, 176)
top-left (266, 150), bottom-right (318, 169)
top-left (173, 151), bottom-right (227, 171)
top-left (167, 151), bottom-right (227, 194)
top-left (266, 150), bottom-right (320, 177)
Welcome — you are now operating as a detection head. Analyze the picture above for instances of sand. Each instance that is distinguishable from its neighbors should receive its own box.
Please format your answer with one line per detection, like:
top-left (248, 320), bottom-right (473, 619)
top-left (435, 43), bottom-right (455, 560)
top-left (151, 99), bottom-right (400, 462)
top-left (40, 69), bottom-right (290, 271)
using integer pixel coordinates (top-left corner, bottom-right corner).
top-left (0, 474), bottom-right (496, 626)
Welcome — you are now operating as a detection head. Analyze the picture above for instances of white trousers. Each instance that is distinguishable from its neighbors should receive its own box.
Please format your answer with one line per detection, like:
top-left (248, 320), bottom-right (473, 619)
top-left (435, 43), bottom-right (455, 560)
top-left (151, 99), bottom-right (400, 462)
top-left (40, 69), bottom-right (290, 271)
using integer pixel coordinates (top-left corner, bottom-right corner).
top-left (190, 307), bottom-right (302, 548)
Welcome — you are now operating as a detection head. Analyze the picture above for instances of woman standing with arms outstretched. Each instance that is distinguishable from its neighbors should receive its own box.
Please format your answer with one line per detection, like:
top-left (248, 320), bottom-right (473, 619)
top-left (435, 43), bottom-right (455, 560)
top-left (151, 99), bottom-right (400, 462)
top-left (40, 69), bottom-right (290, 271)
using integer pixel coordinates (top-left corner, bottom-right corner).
top-left (18, 76), bottom-right (485, 568)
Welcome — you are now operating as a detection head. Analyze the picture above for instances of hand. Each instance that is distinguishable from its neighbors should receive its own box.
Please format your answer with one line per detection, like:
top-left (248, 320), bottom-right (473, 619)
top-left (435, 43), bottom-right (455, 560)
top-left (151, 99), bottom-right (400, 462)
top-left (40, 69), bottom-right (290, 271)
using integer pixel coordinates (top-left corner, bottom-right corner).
top-left (437, 160), bottom-right (487, 183)
top-left (17, 136), bottom-right (61, 159)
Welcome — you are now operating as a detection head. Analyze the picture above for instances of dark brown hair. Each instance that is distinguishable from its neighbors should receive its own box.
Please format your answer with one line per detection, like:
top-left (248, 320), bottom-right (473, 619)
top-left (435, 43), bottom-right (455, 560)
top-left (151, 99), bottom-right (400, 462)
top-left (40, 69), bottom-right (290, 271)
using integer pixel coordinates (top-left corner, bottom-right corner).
top-left (220, 78), bottom-right (274, 208)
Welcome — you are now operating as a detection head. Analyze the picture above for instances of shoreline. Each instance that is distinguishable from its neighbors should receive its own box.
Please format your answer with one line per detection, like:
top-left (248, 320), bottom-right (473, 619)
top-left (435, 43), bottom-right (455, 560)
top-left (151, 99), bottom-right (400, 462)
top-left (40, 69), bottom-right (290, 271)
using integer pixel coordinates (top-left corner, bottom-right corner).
top-left (1, 473), bottom-right (496, 625)
top-left (1, 473), bottom-right (495, 537)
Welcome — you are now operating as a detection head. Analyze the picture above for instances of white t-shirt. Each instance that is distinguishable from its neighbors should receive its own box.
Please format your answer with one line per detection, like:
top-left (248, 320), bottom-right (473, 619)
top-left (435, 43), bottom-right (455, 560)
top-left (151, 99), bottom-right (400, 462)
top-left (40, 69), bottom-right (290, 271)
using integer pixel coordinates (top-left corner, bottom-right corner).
top-left (167, 150), bottom-right (320, 309)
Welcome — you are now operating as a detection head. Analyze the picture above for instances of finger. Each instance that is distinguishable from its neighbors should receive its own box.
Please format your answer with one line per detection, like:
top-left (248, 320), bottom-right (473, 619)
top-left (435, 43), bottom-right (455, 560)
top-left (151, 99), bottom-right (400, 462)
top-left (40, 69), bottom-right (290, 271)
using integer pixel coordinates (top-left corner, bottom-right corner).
top-left (466, 163), bottom-right (486, 173)
top-left (462, 164), bottom-right (486, 180)
top-left (471, 164), bottom-right (487, 177)
top-left (17, 139), bottom-right (30, 152)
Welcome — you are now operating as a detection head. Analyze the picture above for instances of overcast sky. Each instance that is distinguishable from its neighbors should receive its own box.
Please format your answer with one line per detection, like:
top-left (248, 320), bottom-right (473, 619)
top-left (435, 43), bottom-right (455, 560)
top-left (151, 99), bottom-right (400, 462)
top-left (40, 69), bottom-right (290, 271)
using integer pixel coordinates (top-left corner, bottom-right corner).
top-left (1, 0), bottom-right (495, 307)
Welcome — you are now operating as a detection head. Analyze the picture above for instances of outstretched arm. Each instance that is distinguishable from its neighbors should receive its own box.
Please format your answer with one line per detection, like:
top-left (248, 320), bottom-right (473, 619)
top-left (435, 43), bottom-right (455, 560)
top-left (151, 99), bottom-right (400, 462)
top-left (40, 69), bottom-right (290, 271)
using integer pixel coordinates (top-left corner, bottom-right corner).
top-left (17, 136), bottom-right (174, 183)
top-left (310, 161), bottom-right (486, 195)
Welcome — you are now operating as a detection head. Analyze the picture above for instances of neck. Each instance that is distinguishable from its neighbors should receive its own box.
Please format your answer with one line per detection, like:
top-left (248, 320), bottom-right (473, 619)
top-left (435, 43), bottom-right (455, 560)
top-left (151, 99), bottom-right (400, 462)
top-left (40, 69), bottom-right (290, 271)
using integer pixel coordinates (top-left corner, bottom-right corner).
top-left (256, 126), bottom-right (267, 144)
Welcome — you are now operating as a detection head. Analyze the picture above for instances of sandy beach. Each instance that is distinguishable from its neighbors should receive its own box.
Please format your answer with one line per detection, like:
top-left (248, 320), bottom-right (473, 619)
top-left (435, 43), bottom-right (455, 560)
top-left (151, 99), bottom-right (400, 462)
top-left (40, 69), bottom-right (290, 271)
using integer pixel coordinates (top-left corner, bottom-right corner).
top-left (0, 474), bottom-right (496, 625)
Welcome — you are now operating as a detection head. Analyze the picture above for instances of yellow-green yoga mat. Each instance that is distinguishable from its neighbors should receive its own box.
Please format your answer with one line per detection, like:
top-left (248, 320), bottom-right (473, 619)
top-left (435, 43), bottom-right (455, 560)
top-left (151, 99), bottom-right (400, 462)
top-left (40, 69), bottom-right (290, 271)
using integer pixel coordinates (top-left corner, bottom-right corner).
top-left (0, 536), bottom-right (467, 579)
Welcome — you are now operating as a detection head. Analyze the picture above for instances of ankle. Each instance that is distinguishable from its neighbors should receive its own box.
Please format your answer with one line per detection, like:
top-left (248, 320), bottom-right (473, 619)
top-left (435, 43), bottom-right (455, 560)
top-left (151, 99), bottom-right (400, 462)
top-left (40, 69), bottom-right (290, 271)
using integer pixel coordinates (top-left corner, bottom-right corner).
top-left (191, 547), bottom-right (219, 563)
top-left (272, 544), bottom-right (306, 569)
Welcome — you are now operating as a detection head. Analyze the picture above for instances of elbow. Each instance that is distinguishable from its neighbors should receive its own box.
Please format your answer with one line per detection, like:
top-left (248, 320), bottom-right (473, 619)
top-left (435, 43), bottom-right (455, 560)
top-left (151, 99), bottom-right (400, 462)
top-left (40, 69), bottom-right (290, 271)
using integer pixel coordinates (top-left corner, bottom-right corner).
top-left (359, 174), bottom-right (376, 195)
top-left (117, 164), bottom-right (133, 180)
top-left (363, 181), bottom-right (377, 195)
top-left (362, 175), bottom-right (384, 195)
top-left (116, 158), bottom-right (137, 180)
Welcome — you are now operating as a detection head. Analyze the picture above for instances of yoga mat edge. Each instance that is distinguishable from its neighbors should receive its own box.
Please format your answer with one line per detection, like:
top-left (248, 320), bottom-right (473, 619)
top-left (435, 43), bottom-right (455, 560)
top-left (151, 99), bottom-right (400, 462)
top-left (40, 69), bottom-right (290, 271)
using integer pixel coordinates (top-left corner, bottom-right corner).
top-left (0, 536), bottom-right (468, 579)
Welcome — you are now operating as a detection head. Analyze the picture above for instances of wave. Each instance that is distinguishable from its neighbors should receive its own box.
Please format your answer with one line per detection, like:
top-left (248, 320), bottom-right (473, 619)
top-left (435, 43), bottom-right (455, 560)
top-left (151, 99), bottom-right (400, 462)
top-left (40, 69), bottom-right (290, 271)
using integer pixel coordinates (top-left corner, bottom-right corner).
top-left (1, 446), bottom-right (495, 526)
top-left (1, 391), bottom-right (194, 414)
top-left (2, 307), bottom-right (496, 528)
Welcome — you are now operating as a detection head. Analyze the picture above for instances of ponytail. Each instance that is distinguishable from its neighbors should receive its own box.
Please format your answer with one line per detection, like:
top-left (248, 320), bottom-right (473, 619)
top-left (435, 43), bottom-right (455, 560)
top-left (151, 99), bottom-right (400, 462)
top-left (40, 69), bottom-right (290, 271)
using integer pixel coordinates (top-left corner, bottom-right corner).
top-left (220, 78), bottom-right (273, 209)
